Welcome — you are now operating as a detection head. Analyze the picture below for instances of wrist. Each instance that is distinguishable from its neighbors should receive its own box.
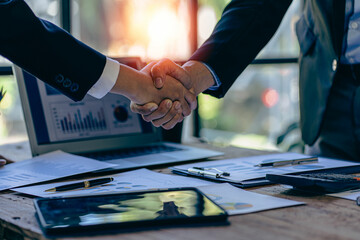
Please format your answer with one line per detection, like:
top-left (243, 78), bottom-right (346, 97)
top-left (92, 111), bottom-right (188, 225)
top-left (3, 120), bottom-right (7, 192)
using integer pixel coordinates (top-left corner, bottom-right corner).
top-left (110, 64), bottom-right (148, 104)
top-left (182, 61), bottom-right (215, 95)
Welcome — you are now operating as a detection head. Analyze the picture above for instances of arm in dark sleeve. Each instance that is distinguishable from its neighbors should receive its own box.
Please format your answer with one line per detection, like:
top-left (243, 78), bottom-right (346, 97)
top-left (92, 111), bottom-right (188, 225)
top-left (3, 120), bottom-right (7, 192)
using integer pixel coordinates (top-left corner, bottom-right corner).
top-left (190, 0), bottom-right (292, 98)
top-left (0, 0), bottom-right (106, 101)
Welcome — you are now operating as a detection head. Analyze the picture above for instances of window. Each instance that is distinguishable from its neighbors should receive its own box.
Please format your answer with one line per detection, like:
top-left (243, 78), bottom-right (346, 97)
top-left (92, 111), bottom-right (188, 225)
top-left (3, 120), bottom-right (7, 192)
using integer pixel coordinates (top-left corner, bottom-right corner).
top-left (0, 0), bottom-right (302, 152)
top-left (71, 0), bottom-right (195, 61)
top-left (0, 0), bottom-right (60, 145)
top-left (0, 0), bottom-right (60, 67)
top-left (197, 0), bottom-right (302, 152)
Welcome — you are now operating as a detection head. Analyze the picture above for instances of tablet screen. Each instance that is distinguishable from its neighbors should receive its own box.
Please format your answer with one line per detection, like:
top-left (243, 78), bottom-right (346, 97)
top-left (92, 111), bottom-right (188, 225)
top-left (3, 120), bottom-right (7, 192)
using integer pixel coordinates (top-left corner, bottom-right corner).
top-left (35, 188), bottom-right (227, 234)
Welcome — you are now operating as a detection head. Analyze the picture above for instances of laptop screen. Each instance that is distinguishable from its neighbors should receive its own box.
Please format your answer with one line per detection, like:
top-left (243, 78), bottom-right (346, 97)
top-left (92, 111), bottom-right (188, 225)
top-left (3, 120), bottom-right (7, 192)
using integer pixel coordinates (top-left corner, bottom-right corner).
top-left (16, 67), bottom-right (158, 155)
top-left (15, 66), bottom-right (223, 164)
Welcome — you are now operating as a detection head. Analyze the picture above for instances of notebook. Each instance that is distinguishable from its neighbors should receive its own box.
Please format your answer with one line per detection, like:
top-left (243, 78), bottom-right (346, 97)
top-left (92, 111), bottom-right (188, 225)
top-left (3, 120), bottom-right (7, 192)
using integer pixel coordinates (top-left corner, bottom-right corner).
top-left (13, 63), bottom-right (222, 172)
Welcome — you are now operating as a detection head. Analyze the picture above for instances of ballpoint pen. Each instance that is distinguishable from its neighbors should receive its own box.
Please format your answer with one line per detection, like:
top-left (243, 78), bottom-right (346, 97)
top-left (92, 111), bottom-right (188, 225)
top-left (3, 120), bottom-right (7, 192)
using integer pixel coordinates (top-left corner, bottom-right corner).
top-left (254, 157), bottom-right (318, 167)
top-left (44, 177), bottom-right (114, 192)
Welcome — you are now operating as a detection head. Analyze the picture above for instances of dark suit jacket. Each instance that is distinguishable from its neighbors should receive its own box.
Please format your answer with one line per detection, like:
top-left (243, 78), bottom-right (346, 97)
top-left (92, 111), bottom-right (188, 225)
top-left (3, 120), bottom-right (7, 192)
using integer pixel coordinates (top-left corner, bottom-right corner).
top-left (0, 0), bottom-right (106, 101)
top-left (190, 0), bottom-right (346, 146)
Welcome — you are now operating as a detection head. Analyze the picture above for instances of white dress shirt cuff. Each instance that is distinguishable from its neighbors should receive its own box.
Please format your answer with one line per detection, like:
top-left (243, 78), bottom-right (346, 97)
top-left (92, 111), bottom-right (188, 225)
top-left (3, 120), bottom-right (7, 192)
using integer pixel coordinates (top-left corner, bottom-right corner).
top-left (202, 62), bottom-right (222, 91)
top-left (87, 57), bottom-right (120, 99)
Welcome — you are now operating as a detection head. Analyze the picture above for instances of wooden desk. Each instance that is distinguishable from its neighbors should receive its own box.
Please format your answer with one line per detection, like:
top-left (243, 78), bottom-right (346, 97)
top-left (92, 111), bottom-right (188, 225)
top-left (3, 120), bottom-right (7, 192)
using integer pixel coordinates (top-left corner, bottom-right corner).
top-left (1, 142), bottom-right (359, 240)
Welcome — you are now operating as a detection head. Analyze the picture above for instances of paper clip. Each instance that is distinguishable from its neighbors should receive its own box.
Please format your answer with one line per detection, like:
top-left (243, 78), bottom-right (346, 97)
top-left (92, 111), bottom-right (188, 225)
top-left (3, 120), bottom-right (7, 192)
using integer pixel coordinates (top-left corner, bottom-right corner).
top-left (187, 167), bottom-right (230, 178)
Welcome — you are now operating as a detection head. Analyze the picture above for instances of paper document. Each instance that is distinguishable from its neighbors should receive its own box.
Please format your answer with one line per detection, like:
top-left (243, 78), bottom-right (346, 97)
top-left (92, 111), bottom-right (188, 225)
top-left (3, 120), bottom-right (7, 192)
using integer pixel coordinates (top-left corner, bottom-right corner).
top-left (0, 150), bottom-right (116, 191)
top-left (328, 189), bottom-right (360, 201)
top-left (198, 183), bottom-right (304, 215)
top-left (12, 168), bottom-right (211, 197)
top-left (171, 153), bottom-right (360, 187)
top-left (13, 169), bottom-right (304, 215)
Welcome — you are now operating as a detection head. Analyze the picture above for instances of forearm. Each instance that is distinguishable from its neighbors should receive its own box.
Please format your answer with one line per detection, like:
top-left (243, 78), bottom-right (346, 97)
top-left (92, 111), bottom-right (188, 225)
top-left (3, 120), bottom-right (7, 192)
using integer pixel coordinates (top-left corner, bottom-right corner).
top-left (110, 64), bottom-right (151, 104)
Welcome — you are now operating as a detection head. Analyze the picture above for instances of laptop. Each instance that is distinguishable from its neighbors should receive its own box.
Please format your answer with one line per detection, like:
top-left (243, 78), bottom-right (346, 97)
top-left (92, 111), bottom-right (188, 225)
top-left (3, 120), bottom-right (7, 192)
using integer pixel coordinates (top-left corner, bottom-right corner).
top-left (13, 63), bottom-right (222, 172)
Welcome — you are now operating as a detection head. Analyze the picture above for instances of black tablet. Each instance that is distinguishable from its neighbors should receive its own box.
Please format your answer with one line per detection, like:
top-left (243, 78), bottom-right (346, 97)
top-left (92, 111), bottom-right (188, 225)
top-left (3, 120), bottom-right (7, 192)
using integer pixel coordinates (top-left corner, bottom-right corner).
top-left (33, 187), bottom-right (228, 236)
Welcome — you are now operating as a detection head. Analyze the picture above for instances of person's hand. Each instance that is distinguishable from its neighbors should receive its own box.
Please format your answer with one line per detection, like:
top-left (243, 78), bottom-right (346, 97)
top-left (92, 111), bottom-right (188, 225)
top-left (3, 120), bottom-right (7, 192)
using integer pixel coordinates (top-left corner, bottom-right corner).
top-left (137, 62), bottom-right (196, 113)
top-left (151, 59), bottom-right (215, 96)
top-left (136, 63), bottom-right (196, 129)
top-left (131, 59), bottom-right (196, 129)
top-left (0, 155), bottom-right (13, 167)
top-left (130, 99), bottom-right (183, 129)
top-left (131, 59), bottom-right (215, 129)
top-left (151, 59), bottom-right (194, 91)
top-left (110, 62), bottom-right (196, 129)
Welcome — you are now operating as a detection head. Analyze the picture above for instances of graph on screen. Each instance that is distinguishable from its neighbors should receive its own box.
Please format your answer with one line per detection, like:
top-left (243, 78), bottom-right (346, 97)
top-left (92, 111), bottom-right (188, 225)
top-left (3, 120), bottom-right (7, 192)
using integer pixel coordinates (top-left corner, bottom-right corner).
top-left (44, 95), bottom-right (143, 142)
top-left (56, 108), bottom-right (107, 133)
top-left (51, 101), bottom-right (110, 139)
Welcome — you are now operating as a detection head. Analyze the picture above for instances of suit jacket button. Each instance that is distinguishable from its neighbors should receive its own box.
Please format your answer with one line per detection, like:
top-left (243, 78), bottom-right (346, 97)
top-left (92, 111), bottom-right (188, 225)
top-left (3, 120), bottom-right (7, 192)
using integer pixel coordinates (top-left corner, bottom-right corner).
top-left (70, 83), bottom-right (79, 92)
top-left (55, 74), bottom-right (64, 83)
top-left (332, 59), bottom-right (337, 71)
top-left (63, 79), bottom-right (72, 87)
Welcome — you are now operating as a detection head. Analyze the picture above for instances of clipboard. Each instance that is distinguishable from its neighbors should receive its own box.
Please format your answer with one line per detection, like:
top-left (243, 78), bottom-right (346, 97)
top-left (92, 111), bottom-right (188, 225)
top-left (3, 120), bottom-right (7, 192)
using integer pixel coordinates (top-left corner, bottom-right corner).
top-left (170, 153), bottom-right (360, 188)
top-left (169, 167), bottom-right (272, 188)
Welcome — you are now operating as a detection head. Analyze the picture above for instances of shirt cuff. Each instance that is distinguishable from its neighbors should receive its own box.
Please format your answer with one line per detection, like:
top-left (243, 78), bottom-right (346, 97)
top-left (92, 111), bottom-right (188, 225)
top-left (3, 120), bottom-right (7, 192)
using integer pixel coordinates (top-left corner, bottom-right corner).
top-left (87, 57), bottom-right (120, 99)
top-left (202, 62), bottom-right (221, 91)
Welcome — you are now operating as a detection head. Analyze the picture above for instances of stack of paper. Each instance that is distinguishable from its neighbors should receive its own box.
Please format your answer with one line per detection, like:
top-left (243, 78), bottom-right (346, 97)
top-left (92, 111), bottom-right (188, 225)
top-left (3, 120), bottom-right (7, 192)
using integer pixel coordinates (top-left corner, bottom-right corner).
top-left (0, 150), bottom-right (116, 191)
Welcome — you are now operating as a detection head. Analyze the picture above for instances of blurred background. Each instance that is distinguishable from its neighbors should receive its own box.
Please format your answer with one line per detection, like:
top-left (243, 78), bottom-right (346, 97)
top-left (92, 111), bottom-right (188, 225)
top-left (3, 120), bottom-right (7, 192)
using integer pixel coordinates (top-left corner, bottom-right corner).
top-left (0, 0), bottom-right (303, 153)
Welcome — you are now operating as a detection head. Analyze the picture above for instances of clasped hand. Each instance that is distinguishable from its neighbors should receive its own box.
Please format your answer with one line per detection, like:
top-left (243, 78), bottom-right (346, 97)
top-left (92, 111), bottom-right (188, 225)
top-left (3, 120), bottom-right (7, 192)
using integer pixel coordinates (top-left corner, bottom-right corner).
top-left (137, 61), bottom-right (197, 129)
top-left (109, 60), bottom-right (197, 130)
top-left (131, 59), bottom-right (196, 130)
top-left (112, 59), bottom-right (213, 130)
top-left (130, 59), bottom-right (214, 130)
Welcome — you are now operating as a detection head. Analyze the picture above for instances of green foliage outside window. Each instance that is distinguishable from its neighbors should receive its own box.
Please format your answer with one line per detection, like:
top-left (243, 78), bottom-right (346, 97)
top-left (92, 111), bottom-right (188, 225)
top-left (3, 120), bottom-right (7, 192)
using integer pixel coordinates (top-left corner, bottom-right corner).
top-left (198, 0), bottom-right (230, 19)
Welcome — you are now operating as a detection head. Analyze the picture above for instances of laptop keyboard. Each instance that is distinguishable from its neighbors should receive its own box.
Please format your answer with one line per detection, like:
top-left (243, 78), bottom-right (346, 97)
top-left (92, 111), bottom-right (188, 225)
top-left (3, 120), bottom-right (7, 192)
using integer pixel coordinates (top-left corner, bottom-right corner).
top-left (79, 144), bottom-right (183, 161)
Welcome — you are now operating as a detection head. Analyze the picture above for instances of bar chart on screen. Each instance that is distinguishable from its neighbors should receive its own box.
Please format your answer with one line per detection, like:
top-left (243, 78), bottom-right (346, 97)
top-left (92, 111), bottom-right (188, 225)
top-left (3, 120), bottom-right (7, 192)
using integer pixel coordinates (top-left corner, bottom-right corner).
top-left (38, 84), bottom-right (143, 142)
top-left (51, 101), bottom-right (110, 139)
top-left (55, 107), bottom-right (107, 133)
top-left (46, 96), bottom-right (143, 141)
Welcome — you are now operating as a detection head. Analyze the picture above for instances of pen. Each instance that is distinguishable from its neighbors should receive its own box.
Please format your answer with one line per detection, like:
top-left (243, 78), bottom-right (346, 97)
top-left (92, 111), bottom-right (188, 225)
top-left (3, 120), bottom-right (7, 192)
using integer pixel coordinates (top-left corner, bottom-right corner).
top-left (45, 177), bottom-right (114, 192)
top-left (187, 167), bottom-right (230, 178)
top-left (254, 157), bottom-right (318, 167)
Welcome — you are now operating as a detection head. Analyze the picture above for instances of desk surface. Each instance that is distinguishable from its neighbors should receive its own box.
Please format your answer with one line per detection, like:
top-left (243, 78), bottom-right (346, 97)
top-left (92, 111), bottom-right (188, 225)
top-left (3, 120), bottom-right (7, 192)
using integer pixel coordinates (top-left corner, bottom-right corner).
top-left (1, 142), bottom-right (359, 240)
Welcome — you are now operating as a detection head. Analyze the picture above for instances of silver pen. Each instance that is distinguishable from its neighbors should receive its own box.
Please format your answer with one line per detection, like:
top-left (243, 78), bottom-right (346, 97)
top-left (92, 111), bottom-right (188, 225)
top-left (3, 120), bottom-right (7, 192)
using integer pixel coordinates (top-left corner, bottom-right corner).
top-left (254, 157), bottom-right (318, 167)
top-left (187, 167), bottom-right (221, 178)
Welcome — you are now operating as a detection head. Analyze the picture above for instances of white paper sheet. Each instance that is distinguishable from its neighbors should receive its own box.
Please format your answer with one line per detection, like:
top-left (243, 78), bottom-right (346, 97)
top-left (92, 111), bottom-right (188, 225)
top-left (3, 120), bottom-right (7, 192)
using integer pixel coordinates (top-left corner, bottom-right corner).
top-left (0, 150), bottom-right (116, 191)
top-left (328, 189), bottom-right (360, 201)
top-left (198, 183), bottom-right (304, 215)
top-left (13, 169), bottom-right (304, 215)
top-left (12, 168), bottom-right (212, 197)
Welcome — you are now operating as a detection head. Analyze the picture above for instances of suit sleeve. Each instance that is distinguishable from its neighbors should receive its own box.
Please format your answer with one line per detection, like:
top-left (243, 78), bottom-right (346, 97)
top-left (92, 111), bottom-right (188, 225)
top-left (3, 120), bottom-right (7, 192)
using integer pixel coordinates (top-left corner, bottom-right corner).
top-left (0, 0), bottom-right (106, 101)
top-left (190, 0), bottom-right (292, 98)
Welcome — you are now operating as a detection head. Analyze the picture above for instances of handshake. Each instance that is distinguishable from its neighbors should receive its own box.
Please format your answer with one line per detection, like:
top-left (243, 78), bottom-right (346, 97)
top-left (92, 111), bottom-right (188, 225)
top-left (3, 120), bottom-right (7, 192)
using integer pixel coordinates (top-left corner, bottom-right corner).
top-left (110, 59), bottom-right (215, 130)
